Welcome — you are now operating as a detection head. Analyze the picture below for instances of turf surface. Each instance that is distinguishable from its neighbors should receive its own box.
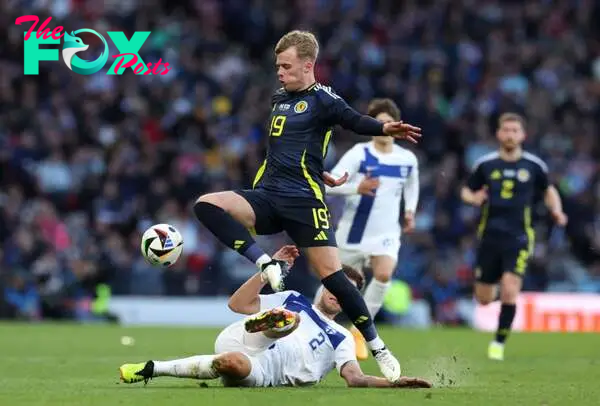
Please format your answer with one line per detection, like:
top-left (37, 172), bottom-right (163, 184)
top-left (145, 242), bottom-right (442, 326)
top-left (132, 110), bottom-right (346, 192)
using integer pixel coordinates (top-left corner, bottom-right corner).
top-left (0, 323), bottom-right (596, 405)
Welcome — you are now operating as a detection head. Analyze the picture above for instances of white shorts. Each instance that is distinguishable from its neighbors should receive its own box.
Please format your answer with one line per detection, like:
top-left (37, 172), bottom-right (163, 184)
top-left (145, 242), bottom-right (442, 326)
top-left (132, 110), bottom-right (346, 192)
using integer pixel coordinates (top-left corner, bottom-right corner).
top-left (337, 237), bottom-right (400, 270)
top-left (214, 320), bottom-right (281, 387)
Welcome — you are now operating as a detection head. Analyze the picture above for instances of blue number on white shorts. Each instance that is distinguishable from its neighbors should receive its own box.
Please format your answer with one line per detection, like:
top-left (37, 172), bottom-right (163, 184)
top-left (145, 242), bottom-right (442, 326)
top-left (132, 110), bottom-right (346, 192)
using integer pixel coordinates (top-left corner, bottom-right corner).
top-left (309, 332), bottom-right (326, 350)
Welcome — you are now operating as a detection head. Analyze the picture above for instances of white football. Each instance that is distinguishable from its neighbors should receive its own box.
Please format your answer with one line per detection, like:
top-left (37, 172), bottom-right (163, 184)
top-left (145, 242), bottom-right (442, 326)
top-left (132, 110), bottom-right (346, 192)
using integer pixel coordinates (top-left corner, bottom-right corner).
top-left (140, 223), bottom-right (184, 267)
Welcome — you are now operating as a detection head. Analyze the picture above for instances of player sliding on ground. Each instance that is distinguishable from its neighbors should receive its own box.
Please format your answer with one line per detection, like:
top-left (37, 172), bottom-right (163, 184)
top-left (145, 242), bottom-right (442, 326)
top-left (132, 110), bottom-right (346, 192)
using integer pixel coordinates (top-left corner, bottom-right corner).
top-left (319, 98), bottom-right (419, 360)
top-left (461, 113), bottom-right (567, 361)
top-left (119, 246), bottom-right (431, 389)
top-left (191, 30), bottom-right (422, 382)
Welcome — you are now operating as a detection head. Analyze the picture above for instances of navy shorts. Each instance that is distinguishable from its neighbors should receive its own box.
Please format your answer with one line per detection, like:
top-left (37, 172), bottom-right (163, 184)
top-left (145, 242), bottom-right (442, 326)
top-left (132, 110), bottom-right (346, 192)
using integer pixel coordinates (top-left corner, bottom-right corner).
top-left (235, 188), bottom-right (336, 248)
top-left (475, 236), bottom-right (532, 284)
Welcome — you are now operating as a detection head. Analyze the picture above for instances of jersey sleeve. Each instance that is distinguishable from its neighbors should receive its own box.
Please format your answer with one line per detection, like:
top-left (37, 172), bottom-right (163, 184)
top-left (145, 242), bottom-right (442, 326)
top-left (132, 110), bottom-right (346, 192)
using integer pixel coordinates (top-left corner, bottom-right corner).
top-left (533, 161), bottom-right (550, 193)
top-left (317, 87), bottom-right (384, 136)
top-left (325, 145), bottom-right (362, 196)
top-left (466, 162), bottom-right (486, 191)
top-left (334, 332), bottom-right (357, 374)
top-left (258, 291), bottom-right (296, 311)
top-left (403, 155), bottom-right (420, 213)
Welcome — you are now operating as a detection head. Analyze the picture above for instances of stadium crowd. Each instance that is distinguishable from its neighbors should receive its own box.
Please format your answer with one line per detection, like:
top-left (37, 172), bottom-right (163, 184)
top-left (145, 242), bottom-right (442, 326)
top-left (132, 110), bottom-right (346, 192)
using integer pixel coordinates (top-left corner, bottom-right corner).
top-left (1, 0), bottom-right (599, 324)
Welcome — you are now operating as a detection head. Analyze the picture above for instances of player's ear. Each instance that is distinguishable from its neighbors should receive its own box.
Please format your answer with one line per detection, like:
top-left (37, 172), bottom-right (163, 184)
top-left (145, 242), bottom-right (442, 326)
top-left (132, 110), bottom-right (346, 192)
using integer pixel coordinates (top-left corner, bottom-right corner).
top-left (304, 60), bottom-right (313, 73)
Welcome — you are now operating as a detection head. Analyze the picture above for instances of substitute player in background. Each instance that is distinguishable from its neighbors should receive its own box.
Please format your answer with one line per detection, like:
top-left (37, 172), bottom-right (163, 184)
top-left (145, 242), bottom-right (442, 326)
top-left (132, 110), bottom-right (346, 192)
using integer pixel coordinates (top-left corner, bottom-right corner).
top-left (119, 246), bottom-right (431, 389)
top-left (461, 113), bottom-right (567, 361)
top-left (322, 98), bottom-right (419, 360)
top-left (192, 31), bottom-right (422, 382)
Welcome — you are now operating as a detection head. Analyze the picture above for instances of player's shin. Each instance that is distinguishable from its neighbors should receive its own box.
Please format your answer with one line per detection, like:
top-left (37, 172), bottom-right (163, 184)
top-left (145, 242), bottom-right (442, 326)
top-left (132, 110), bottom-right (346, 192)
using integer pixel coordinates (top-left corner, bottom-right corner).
top-left (495, 303), bottom-right (516, 344)
top-left (321, 270), bottom-right (384, 350)
top-left (193, 201), bottom-right (270, 266)
top-left (363, 278), bottom-right (391, 317)
top-left (153, 355), bottom-right (219, 379)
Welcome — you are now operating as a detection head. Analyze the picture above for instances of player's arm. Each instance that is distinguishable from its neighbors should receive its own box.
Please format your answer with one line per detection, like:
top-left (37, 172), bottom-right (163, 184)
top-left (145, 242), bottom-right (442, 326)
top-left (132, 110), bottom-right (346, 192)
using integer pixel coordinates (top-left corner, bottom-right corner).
top-left (461, 162), bottom-right (488, 207)
top-left (535, 162), bottom-right (568, 226)
top-left (403, 158), bottom-right (420, 232)
top-left (340, 361), bottom-right (431, 388)
top-left (227, 245), bottom-right (299, 314)
top-left (320, 91), bottom-right (420, 142)
top-left (325, 145), bottom-right (379, 196)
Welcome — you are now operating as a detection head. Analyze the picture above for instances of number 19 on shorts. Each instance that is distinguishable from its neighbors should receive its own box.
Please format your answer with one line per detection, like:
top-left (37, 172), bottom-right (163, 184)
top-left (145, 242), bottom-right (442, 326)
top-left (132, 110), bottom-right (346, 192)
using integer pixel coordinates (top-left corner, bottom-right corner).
top-left (312, 208), bottom-right (330, 230)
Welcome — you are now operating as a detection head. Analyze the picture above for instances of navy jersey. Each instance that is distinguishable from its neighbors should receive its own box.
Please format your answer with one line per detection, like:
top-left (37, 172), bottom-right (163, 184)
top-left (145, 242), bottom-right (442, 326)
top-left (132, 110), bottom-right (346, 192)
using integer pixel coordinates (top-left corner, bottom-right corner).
top-left (467, 151), bottom-right (549, 244)
top-left (253, 83), bottom-right (384, 201)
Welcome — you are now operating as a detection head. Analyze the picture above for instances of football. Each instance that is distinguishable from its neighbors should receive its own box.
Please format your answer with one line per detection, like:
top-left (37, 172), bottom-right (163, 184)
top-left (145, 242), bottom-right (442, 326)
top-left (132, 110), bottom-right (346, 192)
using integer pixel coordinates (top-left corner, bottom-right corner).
top-left (140, 223), bottom-right (184, 267)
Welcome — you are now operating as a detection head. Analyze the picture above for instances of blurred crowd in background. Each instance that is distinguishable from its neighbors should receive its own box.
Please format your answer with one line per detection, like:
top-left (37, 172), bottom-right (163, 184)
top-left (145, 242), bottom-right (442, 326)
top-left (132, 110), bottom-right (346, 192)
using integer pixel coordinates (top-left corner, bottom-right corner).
top-left (1, 0), bottom-right (599, 324)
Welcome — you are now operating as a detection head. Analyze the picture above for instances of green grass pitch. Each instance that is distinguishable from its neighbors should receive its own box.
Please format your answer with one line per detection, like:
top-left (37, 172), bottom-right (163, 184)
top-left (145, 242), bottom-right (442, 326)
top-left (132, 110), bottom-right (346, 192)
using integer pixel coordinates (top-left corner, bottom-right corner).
top-left (0, 323), bottom-right (596, 405)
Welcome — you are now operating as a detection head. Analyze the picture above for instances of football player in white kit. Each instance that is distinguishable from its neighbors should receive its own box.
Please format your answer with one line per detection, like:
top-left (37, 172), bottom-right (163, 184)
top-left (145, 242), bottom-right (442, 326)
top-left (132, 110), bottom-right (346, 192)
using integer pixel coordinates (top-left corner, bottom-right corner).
top-left (118, 245), bottom-right (430, 389)
top-left (323, 99), bottom-right (419, 360)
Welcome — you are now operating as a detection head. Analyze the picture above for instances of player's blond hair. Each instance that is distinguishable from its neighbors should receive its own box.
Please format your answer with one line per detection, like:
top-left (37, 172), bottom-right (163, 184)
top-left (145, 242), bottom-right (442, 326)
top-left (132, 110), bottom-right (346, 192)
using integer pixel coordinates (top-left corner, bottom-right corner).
top-left (498, 112), bottom-right (526, 129)
top-left (274, 30), bottom-right (319, 61)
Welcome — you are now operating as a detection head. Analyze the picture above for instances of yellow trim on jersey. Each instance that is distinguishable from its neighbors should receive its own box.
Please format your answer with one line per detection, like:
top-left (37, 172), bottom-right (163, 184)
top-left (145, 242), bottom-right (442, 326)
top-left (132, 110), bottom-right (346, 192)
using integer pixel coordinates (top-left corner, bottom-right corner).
top-left (477, 203), bottom-right (489, 238)
top-left (322, 129), bottom-right (332, 158)
top-left (301, 149), bottom-right (324, 203)
top-left (253, 159), bottom-right (267, 189)
top-left (524, 206), bottom-right (536, 253)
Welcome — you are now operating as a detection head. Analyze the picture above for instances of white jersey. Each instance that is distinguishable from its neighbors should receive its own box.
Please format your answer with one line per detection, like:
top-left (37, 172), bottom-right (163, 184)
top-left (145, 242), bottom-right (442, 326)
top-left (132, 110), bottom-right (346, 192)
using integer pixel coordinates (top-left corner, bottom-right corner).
top-left (215, 291), bottom-right (355, 387)
top-left (326, 142), bottom-right (419, 253)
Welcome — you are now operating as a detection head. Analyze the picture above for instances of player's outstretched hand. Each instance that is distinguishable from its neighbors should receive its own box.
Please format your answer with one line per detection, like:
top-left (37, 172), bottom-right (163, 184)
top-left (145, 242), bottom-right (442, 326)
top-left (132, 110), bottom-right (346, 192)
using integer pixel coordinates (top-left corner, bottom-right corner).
top-left (551, 210), bottom-right (568, 226)
top-left (383, 121), bottom-right (422, 144)
top-left (272, 245), bottom-right (300, 268)
top-left (322, 171), bottom-right (349, 187)
top-left (393, 376), bottom-right (433, 389)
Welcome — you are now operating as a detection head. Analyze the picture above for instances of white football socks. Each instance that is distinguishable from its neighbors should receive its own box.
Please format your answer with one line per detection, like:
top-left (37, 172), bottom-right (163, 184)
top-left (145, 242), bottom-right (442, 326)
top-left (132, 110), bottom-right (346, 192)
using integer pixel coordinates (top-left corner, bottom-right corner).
top-left (363, 278), bottom-right (392, 318)
top-left (153, 355), bottom-right (219, 379)
top-left (367, 336), bottom-right (386, 351)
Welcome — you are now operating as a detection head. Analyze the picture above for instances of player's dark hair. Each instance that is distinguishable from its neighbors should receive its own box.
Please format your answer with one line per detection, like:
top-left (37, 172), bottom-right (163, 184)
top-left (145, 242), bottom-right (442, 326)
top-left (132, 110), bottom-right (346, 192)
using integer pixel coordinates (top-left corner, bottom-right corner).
top-left (498, 112), bottom-right (526, 129)
top-left (367, 98), bottom-right (401, 121)
top-left (341, 265), bottom-right (365, 291)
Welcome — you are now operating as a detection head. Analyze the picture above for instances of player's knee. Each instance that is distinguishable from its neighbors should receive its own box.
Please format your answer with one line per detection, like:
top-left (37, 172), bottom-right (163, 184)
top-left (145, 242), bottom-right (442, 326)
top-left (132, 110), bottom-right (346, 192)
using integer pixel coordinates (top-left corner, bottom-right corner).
top-left (476, 295), bottom-right (494, 306)
top-left (196, 192), bottom-right (222, 207)
top-left (373, 270), bottom-right (393, 283)
top-left (474, 283), bottom-right (496, 305)
top-left (212, 352), bottom-right (251, 379)
top-left (500, 274), bottom-right (522, 304)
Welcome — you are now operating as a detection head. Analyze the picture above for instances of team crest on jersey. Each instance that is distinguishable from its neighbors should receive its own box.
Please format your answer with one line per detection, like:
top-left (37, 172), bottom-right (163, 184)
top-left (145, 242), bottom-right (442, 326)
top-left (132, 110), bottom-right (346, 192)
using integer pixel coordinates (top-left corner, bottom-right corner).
top-left (517, 169), bottom-right (530, 182)
top-left (294, 100), bottom-right (308, 113)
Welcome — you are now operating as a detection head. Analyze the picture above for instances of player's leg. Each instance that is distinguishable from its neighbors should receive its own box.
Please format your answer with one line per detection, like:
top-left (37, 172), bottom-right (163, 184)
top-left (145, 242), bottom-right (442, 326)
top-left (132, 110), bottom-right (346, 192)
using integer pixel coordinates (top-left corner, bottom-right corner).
top-left (474, 240), bottom-right (508, 360)
top-left (119, 355), bottom-right (219, 383)
top-left (193, 190), bottom-right (284, 290)
top-left (303, 246), bottom-right (401, 381)
top-left (364, 254), bottom-right (396, 318)
top-left (489, 246), bottom-right (529, 360)
top-left (281, 198), bottom-right (401, 381)
top-left (119, 352), bottom-right (257, 386)
top-left (334, 248), bottom-right (370, 360)
top-left (473, 241), bottom-right (501, 306)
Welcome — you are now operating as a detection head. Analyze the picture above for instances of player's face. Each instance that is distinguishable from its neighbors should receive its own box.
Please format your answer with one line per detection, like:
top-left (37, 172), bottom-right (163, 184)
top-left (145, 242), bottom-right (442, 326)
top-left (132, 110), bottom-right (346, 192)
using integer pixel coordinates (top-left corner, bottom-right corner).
top-left (276, 47), bottom-right (312, 92)
top-left (496, 120), bottom-right (525, 151)
top-left (372, 112), bottom-right (395, 146)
